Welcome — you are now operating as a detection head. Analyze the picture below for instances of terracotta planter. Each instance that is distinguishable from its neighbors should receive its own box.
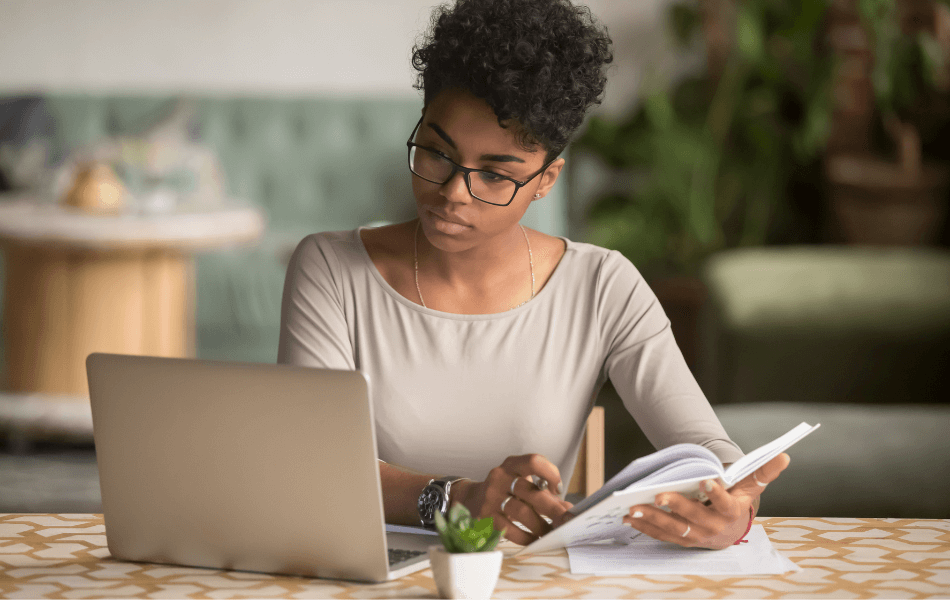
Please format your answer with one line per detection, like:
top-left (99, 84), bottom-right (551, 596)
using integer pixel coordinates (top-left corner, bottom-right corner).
top-left (825, 119), bottom-right (950, 245)
top-left (826, 154), bottom-right (950, 245)
top-left (428, 546), bottom-right (503, 599)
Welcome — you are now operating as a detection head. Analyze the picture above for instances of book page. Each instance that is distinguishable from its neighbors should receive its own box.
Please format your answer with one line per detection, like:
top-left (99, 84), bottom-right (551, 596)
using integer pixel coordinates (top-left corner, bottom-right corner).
top-left (569, 443), bottom-right (721, 514)
top-left (723, 423), bottom-right (820, 486)
top-left (624, 458), bottom-right (723, 491)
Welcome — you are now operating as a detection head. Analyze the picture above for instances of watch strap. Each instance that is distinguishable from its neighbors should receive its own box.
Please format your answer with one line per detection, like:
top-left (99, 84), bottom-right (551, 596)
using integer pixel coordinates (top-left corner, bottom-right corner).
top-left (419, 476), bottom-right (467, 528)
top-left (439, 476), bottom-right (467, 501)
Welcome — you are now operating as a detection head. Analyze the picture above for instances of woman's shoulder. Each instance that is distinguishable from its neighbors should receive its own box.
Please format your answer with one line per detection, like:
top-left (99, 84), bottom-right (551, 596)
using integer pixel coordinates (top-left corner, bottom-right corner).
top-left (562, 237), bottom-right (614, 259)
top-left (358, 221), bottom-right (414, 259)
top-left (293, 229), bottom-right (355, 251)
top-left (557, 238), bottom-right (643, 283)
top-left (288, 228), bottom-right (368, 275)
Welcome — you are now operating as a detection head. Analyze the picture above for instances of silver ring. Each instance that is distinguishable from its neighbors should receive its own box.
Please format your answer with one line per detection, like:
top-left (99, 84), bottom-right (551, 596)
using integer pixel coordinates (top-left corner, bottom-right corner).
top-left (509, 476), bottom-right (520, 495)
top-left (500, 495), bottom-right (513, 514)
top-left (681, 523), bottom-right (691, 538)
top-left (752, 472), bottom-right (768, 487)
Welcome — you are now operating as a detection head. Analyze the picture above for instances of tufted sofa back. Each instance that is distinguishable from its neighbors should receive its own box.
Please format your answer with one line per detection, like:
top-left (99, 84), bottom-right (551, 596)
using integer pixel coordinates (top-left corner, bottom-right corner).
top-left (38, 95), bottom-right (423, 231)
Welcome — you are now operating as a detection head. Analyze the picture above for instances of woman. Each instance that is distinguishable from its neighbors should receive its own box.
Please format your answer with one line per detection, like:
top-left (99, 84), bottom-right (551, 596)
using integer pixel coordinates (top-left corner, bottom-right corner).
top-left (278, 0), bottom-right (789, 549)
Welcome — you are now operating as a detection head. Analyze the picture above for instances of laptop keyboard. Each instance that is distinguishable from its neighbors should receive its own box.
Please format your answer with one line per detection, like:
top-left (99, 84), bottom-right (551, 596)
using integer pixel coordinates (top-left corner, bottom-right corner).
top-left (388, 547), bottom-right (426, 566)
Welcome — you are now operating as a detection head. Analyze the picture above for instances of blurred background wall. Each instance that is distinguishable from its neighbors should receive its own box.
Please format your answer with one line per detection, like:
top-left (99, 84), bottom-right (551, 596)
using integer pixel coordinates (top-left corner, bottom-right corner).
top-left (0, 0), bottom-right (679, 107)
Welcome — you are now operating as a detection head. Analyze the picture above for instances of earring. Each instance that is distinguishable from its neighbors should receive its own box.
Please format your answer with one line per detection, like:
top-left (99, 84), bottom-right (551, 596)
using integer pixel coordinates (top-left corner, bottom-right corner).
top-left (534, 193), bottom-right (541, 198)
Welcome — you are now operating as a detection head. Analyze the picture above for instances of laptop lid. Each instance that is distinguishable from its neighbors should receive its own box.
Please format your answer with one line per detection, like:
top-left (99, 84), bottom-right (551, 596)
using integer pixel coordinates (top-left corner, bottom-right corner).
top-left (87, 353), bottom-right (402, 582)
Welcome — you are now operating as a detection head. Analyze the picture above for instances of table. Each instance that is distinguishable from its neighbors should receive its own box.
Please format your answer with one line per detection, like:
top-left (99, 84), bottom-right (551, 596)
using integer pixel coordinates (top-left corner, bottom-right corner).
top-left (1, 515), bottom-right (947, 598)
top-left (0, 198), bottom-right (264, 398)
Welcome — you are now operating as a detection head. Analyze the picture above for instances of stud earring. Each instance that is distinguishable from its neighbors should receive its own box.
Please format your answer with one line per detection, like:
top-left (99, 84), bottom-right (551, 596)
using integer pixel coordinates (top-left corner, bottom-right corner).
top-left (534, 193), bottom-right (541, 198)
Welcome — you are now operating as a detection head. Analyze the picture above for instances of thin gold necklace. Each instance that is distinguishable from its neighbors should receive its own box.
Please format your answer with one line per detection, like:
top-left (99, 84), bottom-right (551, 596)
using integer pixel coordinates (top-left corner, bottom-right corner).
top-left (413, 220), bottom-right (535, 310)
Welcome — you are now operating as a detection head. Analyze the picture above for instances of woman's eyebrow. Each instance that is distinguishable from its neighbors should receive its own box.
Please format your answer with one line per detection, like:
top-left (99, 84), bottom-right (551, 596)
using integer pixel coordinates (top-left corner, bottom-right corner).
top-left (480, 153), bottom-right (525, 164)
top-left (427, 122), bottom-right (527, 164)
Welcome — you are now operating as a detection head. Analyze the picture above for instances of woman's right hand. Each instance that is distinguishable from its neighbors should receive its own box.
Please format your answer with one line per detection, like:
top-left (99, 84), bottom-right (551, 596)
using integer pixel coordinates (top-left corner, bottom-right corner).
top-left (453, 454), bottom-right (574, 546)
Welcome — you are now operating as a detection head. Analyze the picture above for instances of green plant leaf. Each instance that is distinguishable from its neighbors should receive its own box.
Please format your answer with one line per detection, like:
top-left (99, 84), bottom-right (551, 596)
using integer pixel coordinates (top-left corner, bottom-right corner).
top-left (669, 2), bottom-right (701, 46)
top-left (448, 504), bottom-right (472, 531)
top-left (440, 532), bottom-right (459, 553)
top-left (917, 33), bottom-right (947, 90)
top-left (433, 511), bottom-right (458, 553)
top-left (736, 4), bottom-right (765, 64)
top-left (447, 527), bottom-right (479, 553)
top-left (434, 509), bottom-right (447, 534)
top-left (472, 517), bottom-right (493, 537)
top-left (644, 94), bottom-right (675, 131)
top-left (481, 528), bottom-right (505, 552)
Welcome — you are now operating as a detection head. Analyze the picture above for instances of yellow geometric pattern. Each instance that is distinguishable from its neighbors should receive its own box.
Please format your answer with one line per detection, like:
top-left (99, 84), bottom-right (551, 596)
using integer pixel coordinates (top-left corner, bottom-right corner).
top-left (2, 514), bottom-right (949, 598)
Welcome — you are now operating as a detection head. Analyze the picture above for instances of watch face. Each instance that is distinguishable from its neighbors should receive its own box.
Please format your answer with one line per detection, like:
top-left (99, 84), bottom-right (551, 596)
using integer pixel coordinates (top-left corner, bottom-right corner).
top-left (418, 484), bottom-right (445, 523)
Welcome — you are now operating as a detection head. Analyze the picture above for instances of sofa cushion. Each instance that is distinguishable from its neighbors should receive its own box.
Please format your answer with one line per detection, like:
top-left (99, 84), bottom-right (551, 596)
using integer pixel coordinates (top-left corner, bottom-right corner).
top-left (716, 402), bottom-right (950, 518)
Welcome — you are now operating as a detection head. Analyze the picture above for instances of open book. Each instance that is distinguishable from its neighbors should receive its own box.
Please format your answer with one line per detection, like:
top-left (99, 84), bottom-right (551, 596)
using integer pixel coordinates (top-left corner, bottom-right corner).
top-left (517, 422), bottom-right (820, 555)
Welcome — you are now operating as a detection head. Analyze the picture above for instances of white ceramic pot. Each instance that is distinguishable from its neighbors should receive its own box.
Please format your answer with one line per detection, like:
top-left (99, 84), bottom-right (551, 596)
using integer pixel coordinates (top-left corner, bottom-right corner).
top-left (428, 545), bottom-right (503, 599)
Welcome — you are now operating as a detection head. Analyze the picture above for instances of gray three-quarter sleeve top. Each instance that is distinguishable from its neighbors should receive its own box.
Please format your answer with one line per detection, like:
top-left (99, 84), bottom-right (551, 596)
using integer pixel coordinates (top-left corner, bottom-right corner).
top-left (277, 227), bottom-right (743, 489)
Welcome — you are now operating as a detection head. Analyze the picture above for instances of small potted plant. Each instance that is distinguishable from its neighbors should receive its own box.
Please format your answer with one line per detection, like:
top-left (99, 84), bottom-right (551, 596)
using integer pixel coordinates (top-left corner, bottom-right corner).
top-left (429, 504), bottom-right (505, 600)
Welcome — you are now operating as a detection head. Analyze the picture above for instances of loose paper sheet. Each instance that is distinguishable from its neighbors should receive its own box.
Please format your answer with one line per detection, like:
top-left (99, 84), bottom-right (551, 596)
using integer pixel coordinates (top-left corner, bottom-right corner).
top-left (567, 525), bottom-right (800, 575)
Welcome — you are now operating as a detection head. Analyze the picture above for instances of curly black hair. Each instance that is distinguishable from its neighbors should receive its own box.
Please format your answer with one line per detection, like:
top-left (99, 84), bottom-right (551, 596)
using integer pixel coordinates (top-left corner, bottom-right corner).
top-left (412, 0), bottom-right (613, 160)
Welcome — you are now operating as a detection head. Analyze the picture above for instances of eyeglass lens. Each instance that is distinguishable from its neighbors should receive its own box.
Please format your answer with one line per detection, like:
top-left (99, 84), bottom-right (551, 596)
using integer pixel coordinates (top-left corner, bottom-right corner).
top-left (409, 146), bottom-right (517, 205)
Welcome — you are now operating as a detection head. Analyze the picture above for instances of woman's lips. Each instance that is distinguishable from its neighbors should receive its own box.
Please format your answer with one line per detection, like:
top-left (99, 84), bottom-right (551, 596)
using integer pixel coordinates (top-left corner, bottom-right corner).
top-left (427, 209), bottom-right (472, 235)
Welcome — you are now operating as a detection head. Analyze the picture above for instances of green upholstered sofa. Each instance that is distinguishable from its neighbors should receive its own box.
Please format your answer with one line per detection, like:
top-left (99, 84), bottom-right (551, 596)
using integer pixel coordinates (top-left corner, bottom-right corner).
top-left (0, 95), bottom-right (568, 367)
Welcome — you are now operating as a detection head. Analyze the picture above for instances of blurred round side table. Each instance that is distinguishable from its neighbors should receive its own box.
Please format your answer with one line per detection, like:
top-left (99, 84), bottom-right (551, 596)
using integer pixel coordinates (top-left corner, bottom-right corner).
top-left (0, 197), bottom-right (264, 399)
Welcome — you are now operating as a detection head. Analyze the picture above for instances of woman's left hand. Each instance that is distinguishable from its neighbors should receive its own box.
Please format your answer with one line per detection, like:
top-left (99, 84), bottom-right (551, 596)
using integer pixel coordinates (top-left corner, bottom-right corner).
top-left (622, 452), bottom-right (790, 549)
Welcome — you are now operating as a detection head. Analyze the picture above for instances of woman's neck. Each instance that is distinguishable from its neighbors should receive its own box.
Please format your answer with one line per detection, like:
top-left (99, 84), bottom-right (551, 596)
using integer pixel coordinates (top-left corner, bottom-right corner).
top-left (415, 220), bottom-right (531, 291)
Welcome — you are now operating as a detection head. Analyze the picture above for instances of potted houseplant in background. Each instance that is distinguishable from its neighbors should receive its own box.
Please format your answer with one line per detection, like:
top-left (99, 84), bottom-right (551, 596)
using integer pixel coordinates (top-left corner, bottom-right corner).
top-left (825, 0), bottom-right (950, 245)
top-left (572, 0), bottom-right (834, 371)
top-left (429, 504), bottom-right (505, 600)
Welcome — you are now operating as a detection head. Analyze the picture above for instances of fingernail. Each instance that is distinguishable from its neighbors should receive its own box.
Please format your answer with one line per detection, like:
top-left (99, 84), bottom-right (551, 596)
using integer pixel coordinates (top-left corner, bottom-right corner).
top-left (632, 511), bottom-right (643, 518)
top-left (704, 480), bottom-right (715, 492)
top-left (557, 481), bottom-right (564, 495)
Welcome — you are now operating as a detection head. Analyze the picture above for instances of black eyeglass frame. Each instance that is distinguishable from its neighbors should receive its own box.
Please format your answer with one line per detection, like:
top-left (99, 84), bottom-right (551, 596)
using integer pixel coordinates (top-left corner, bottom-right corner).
top-left (406, 116), bottom-right (555, 207)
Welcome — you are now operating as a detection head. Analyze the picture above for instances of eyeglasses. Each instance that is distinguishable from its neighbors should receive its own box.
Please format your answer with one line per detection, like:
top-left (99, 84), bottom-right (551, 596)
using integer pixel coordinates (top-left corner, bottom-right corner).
top-left (406, 116), bottom-right (553, 207)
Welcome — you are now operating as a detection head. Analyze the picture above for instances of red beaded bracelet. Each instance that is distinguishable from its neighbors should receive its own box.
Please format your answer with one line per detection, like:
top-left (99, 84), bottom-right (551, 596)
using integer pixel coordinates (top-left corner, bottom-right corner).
top-left (734, 506), bottom-right (755, 544)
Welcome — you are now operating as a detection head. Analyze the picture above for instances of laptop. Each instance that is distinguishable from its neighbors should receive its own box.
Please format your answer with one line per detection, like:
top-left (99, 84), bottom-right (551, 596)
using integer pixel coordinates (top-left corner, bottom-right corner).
top-left (86, 352), bottom-right (436, 582)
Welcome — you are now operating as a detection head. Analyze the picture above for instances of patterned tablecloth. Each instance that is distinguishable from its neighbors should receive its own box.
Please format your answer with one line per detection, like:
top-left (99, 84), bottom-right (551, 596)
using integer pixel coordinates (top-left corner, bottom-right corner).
top-left (1, 514), bottom-right (948, 598)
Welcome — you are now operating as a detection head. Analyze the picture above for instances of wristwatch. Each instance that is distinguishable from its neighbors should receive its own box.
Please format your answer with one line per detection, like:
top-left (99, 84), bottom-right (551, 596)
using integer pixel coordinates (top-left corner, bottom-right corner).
top-left (418, 476), bottom-right (466, 529)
